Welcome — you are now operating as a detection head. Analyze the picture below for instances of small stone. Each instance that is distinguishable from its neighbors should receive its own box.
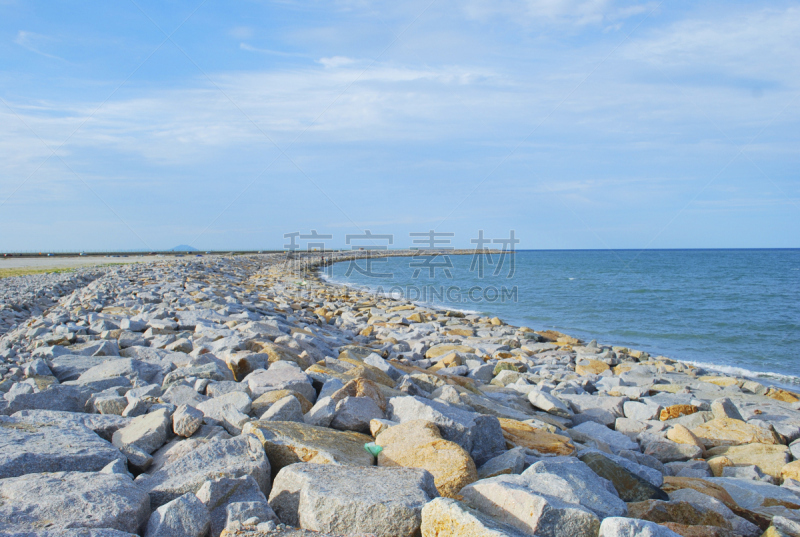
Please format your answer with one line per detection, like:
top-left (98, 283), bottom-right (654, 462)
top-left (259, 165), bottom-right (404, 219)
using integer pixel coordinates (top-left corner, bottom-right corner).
top-left (660, 405), bottom-right (699, 421)
top-left (112, 407), bottom-right (172, 454)
top-left (173, 404), bottom-right (204, 437)
top-left (666, 424), bottom-right (705, 451)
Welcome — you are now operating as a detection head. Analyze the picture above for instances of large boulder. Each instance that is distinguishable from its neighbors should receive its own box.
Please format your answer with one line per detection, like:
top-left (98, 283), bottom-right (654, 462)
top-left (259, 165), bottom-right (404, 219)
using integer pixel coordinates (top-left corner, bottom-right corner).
top-left (691, 417), bottom-right (779, 448)
top-left (387, 396), bottom-right (505, 465)
top-left (578, 450), bottom-right (668, 502)
top-left (459, 474), bottom-right (601, 537)
top-left (497, 418), bottom-right (575, 456)
top-left (135, 434), bottom-right (270, 508)
top-left (47, 354), bottom-right (111, 382)
top-left (196, 475), bottom-right (271, 537)
top-left (0, 471), bottom-right (150, 535)
top-left (112, 407), bottom-right (172, 454)
top-left (268, 463), bottom-right (438, 537)
top-left (11, 409), bottom-right (131, 441)
top-left (420, 497), bottom-right (529, 537)
top-left (242, 420), bottom-right (374, 474)
top-left (705, 443), bottom-right (790, 479)
top-left (2, 384), bottom-right (89, 414)
top-left (570, 421), bottom-right (638, 453)
top-left (376, 419), bottom-right (477, 498)
top-left (0, 416), bottom-right (125, 479)
top-left (77, 358), bottom-right (166, 386)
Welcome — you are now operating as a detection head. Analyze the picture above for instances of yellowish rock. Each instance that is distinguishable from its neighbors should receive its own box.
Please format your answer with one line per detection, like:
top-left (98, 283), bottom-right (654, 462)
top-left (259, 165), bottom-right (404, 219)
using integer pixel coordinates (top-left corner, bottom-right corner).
top-left (707, 456), bottom-right (734, 477)
top-left (370, 419), bottom-right (391, 437)
top-left (376, 420), bottom-right (477, 499)
top-left (426, 344), bottom-right (476, 359)
top-left (699, 375), bottom-right (740, 388)
top-left (667, 424), bottom-right (705, 452)
top-left (359, 325), bottom-right (374, 337)
top-left (766, 388), bottom-right (800, 403)
top-left (497, 418), bottom-right (574, 456)
top-left (705, 443), bottom-right (790, 478)
top-left (251, 389), bottom-right (313, 415)
top-left (650, 384), bottom-right (689, 394)
top-left (489, 317), bottom-right (503, 326)
top-left (330, 378), bottom-right (388, 412)
top-left (407, 313), bottom-right (425, 323)
top-left (242, 420), bottom-right (374, 474)
top-left (613, 363), bottom-right (635, 375)
top-left (660, 404), bottom-right (699, 421)
top-left (781, 460), bottom-right (800, 482)
top-left (428, 352), bottom-right (464, 373)
top-left (691, 417), bottom-right (779, 448)
top-left (575, 359), bottom-right (610, 376)
top-left (447, 328), bottom-right (475, 337)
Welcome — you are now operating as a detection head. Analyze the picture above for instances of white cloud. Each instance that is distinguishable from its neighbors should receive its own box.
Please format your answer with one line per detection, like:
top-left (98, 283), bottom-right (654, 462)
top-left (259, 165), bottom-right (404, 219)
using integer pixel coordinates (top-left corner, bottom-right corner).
top-left (13, 30), bottom-right (67, 61)
top-left (463, 0), bottom-right (652, 27)
top-left (318, 56), bottom-right (357, 68)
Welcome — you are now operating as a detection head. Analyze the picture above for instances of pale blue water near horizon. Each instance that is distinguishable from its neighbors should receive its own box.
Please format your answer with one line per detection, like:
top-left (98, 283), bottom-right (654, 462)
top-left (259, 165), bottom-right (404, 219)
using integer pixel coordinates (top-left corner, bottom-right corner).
top-left (324, 249), bottom-right (800, 388)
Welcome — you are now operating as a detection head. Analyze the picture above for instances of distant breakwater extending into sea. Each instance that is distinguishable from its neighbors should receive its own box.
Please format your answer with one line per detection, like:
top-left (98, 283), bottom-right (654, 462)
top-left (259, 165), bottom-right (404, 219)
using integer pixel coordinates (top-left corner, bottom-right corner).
top-left (324, 249), bottom-right (800, 388)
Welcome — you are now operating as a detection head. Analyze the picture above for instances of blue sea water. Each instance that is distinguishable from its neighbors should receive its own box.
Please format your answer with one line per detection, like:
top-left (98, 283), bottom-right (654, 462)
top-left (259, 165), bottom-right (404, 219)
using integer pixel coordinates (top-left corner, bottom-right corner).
top-left (325, 249), bottom-right (800, 387)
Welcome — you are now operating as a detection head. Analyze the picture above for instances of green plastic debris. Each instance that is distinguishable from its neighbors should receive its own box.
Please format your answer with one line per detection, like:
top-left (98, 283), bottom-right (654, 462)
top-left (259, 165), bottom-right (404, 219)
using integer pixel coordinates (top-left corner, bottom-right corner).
top-left (364, 442), bottom-right (383, 457)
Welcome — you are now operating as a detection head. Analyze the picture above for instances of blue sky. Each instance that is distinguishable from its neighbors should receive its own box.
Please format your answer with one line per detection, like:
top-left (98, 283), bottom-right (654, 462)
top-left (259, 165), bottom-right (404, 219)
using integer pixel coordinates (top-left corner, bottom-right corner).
top-left (0, 0), bottom-right (798, 251)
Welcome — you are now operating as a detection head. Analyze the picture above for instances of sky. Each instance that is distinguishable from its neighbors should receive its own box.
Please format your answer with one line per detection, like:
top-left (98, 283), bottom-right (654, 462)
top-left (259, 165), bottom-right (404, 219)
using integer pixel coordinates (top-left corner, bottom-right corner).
top-left (0, 0), bottom-right (798, 251)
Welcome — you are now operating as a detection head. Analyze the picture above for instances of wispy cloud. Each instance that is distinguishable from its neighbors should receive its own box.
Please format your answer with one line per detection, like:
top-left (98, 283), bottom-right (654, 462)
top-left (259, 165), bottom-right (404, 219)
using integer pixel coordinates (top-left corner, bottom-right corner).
top-left (13, 30), bottom-right (67, 61)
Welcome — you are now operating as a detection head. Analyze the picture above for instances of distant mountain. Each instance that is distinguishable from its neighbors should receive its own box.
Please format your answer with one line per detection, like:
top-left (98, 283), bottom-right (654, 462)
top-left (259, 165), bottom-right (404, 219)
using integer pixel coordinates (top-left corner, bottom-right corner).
top-left (170, 245), bottom-right (198, 252)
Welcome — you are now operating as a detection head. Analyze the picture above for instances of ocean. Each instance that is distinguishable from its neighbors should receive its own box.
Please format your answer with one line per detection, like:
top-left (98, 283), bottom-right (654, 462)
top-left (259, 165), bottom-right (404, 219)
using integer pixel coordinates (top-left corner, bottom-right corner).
top-left (324, 249), bottom-right (800, 388)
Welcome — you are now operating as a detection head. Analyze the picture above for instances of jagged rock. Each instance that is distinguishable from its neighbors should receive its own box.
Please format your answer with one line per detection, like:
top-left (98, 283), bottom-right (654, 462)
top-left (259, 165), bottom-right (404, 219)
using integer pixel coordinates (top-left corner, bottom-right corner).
top-left (498, 418), bottom-right (575, 455)
top-left (260, 395), bottom-right (305, 423)
top-left (112, 407), bottom-right (172, 454)
top-left (477, 446), bottom-right (526, 480)
top-left (330, 395), bottom-right (384, 433)
top-left (0, 471), bottom-right (150, 535)
top-left (11, 409), bottom-right (130, 441)
top-left (135, 434), bottom-right (270, 508)
top-left (598, 517), bottom-right (683, 536)
top-left (2, 384), bottom-right (89, 414)
top-left (173, 404), bottom-right (204, 437)
top-left (245, 363), bottom-right (316, 402)
top-left (243, 420), bottom-right (374, 473)
top-left (570, 420), bottom-right (638, 453)
top-left (197, 475), bottom-right (274, 537)
top-left (0, 416), bottom-right (125, 478)
top-left (705, 443), bottom-right (790, 478)
top-left (268, 463), bottom-right (438, 537)
top-left (691, 417), bottom-right (779, 448)
top-left (145, 492), bottom-right (211, 537)
top-left (579, 451), bottom-right (668, 502)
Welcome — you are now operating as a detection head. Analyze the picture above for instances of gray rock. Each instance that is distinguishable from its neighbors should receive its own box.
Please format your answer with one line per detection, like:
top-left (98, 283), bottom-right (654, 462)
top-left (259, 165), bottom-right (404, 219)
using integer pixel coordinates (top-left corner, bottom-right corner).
top-left (161, 384), bottom-right (209, 408)
top-left (77, 358), bottom-right (164, 386)
top-left (667, 459), bottom-right (712, 478)
top-left (145, 492), bottom-right (210, 537)
top-left (94, 394), bottom-right (128, 415)
top-left (120, 442), bottom-right (155, 472)
top-left (598, 517), bottom-right (682, 536)
top-left (363, 353), bottom-right (403, 381)
top-left (260, 395), bottom-right (304, 423)
top-left (0, 471), bottom-right (150, 535)
top-left (303, 396), bottom-right (337, 427)
top-left (623, 401), bottom-right (662, 422)
top-left (708, 477), bottom-right (800, 511)
top-left (521, 457), bottom-right (627, 519)
top-left (135, 434), bottom-right (270, 508)
top-left (224, 502), bottom-right (279, 531)
top-left (569, 420), bottom-right (639, 453)
top-left (639, 433), bottom-right (703, 463)
top-left (268, 463), bottom-right (438, 537)
top-left (11, 409), bottom-right (131, 441)
top-left (721, 464), bottom-right (777, 483)
top-left (330, 395), bottom-right (384, 433)
top-left (477, 446), bottom-right (526, 479)
top-left (317, 378), bottom-right (345, 399)
top-left (578, 450), bottom-right (668, 502)
top-left (47, 355), bottom-right (111, 381)
top-left (711, 397), bottom-right (744, 421)
top-left (173, 404), bottom-right (204, 437)
top-left (244, 363), bottom-right (316, 402)
top-left (197, 475), bottom-right (270, 537)
top-left (162, 362), bottom-right (233, 388)
top-left (2, 384), bottom-right (89, 414)
top-left (197, 390), bottom-right (251, 416)
top-left (387, 395), bottom-right (506, 465)
top-left (112, 407), bottom-right (172, 454)
top-left (0, 416), bottom-right (125, 478)
top-left (459, 474), bottom-right (601, 537)
top-left (528, 389), bottom-right (573, 418)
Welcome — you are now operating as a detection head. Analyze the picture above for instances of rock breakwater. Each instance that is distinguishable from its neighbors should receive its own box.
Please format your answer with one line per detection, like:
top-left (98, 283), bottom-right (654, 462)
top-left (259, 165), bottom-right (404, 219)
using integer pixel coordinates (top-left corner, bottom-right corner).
top-left (1, 251), bottom-right (799, 536)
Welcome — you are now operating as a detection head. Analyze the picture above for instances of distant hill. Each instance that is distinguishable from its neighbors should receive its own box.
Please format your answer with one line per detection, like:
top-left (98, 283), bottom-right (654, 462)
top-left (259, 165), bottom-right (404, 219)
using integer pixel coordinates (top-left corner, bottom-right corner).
top-left (170, 245), bottom-right (198, 252)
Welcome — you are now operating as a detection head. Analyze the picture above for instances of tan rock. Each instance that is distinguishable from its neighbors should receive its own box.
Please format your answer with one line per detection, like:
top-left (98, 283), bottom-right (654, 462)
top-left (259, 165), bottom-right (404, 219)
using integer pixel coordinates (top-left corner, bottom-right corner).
top-left (359, 326), bottom-right (374, 337)
top-left (497, 418), bottom-right (574, 456)
top-left (426, 344), bottom-right (476, 359)
top-left (781, 460), bottom-right (800, 482)
top-left (707, 456), bottom-right (734, 477)
top-left (691, 417), bottom-right (779, 448)
top-left (446, 328), bottom-right (475, 337)
top-left (376, 420), bottom-right (477, 499)
top-left (575, 359), bottom-right (610, 376)
top-left (699, 375), bottom-right (740, 388)
top-left (766, 388), bottom-right (800, 403)
top-left (705, 443), bottom-right (790, 478)
top-left (661, 477), bottom-right (739, 511)
top-left (421, 497), bottom-right (528, 537)
top-left (489, 317), bottom-right (503, 326)
top-left (660, 405), bottom-right (699, 421)
top-left (667, 424), bottom-right (705, 451)
top-left (428, 352), bottom-right (463, 373)
top-left (242, 420), bottom-right (374, 473)
top-left (251, 389), bottom-right (313, 415)
top-left (613, 363), bottom-right (635, 375)
top-left (370, 419), bottom-right (392, 437)
top-left (330, 378), bottom-right (388, 412)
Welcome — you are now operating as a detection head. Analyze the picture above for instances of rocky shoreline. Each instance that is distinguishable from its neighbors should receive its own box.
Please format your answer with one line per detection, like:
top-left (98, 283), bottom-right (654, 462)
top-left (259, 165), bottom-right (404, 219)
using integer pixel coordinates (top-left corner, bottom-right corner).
top-left (2, 251), bottom-right (800, 536)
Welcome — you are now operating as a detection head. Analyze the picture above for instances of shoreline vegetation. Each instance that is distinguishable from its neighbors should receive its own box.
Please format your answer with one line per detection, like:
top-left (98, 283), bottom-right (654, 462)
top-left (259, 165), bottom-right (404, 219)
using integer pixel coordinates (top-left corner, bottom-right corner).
top-left (1, 251), bottom-right (799, 536)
